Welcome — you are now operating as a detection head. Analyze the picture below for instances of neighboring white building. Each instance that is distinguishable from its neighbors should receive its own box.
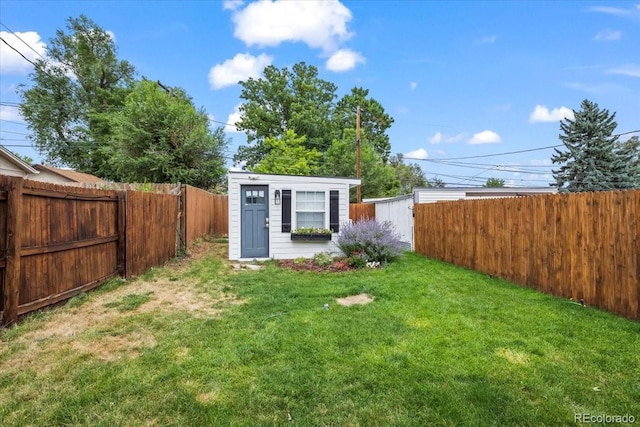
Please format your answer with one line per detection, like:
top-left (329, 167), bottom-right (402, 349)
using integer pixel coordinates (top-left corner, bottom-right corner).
top-left (413, 186), bottom-right (557, 204)
top-left (368, 194), bottom-right (414, 251)
top-left (0, 145), bottom-right (38, 178)
top-left (28, 165), bottom-right (105, 184)
top-left (227, 171), bottom-right (360, 261)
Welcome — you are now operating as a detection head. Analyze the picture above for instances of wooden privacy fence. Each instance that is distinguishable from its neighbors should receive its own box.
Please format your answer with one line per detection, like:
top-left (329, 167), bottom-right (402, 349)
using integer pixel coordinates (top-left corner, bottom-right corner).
top-left (414, 190), bottom-right (640, 320)
top-left (0, 176), bottom-right (228, 325)
top-left (349, 203), bottom-right (375, 221)
top-left (182, 185), bottom-right (228, 249)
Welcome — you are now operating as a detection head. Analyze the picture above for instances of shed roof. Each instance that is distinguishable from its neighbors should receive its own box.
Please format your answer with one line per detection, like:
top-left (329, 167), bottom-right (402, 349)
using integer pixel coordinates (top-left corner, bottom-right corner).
top-left (228, 170), bottom-right (361, 188)
top-left (33, 165), bottom-right (105, 183)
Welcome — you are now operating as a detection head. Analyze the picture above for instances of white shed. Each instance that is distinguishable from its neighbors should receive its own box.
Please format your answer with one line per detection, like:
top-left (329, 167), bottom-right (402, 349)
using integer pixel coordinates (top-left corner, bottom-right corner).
top-left (227, 171), bottom-right (360, 261)
top-left (370, 194), bottom-right (414, 251)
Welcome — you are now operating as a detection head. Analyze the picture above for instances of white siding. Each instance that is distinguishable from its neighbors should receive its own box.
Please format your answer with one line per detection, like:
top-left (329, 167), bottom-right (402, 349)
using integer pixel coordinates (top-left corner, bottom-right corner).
top-left (228, 172), bottom-right (359, 261)
top-left (374, 196), bottom-right (414, 250)
top-left (0, 156), bottom-right (28, 177)
top-left (27, 169), bottom-right (72, 183)
top-left (415, 189), bottom-right (466, 204)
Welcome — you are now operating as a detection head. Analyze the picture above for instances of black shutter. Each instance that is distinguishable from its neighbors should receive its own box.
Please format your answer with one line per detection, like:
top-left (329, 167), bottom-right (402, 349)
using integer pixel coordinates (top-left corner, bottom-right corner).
top-left (281, 190), bottom-right (292, 232)
top-left (329, 190), bottom-right (339, 232)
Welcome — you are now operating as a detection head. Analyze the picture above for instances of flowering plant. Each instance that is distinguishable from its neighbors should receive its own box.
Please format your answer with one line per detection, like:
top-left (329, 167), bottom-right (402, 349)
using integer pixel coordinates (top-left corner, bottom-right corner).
top-left (337, 219), bottom-right (404, 264)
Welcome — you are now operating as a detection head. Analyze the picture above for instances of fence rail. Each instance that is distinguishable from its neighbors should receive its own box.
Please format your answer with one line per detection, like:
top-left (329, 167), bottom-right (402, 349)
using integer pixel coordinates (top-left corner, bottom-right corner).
top-left (1, 176), bottom-right (228, 326)
top-left (414, 190), bottom-right (640, 320)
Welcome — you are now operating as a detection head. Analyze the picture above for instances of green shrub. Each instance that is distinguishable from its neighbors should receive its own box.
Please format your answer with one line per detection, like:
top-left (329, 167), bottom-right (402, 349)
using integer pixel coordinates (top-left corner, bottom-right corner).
top-left (313, 251), bottom-right (333, 267)
top-left (347, 251), bottom-right (368, 268)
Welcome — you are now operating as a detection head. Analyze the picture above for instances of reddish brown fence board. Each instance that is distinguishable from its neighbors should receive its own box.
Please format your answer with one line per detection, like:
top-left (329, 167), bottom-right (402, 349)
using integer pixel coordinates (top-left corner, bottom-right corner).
top-left (414, 190), bottom-right (640, 320)
top-left (349, 203), bottom-right (375, 221)
top-left (1, 175), bottom-right (229, 325)
top-left (184, 185), bottom-right (228, 249)
top-left (125, 191), bottom-right (179, 277)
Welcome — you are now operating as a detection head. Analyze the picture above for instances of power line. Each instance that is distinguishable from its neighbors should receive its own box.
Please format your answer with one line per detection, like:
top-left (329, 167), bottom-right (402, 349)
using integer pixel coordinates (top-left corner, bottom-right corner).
top-left (0, 36), bottom-right (36, 67)
top-left (0, 21), bottom-right (45, 59)
top-left (0, 119), bottom-right (27, 126)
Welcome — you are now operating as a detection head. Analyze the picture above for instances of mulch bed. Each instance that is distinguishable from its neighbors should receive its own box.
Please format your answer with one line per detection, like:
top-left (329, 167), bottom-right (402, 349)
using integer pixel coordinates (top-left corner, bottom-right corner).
top-left (276, 259), bottom-right (358, 272)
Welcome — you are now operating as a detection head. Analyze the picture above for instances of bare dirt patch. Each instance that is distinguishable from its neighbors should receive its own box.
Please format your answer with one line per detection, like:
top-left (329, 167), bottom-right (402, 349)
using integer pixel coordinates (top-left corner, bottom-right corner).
top-left (1, 239), bottom-right (236, 373)
top-left (277, 259), bottom-right (357, 272)
top-left (336, 293), bottom-right (374, 306)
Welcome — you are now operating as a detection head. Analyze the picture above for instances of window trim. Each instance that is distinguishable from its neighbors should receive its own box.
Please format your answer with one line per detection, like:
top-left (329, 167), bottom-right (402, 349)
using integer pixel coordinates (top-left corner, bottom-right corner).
top-left (294, 190), bottom-right (327, 230)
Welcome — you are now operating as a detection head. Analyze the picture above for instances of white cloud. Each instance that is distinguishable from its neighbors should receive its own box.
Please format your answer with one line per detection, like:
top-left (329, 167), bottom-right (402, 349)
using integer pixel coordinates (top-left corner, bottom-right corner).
top-left (0, 31), bottom-right (46, 75)
top-left (0, 105), bottom-right (24, 121)
top-left (404, 148), bottom-right (428, 159)
top-left (225, 104), bottom-right (243, 133)
top-left (589, 5), bottom-right (640, 20)
top-left (223, 0), bottom-right (244, 11)
top-left (428, 132), bottom-right (466, 144)
top-left (231, 0), bottom-right (353, 52)
top-left (475, 35), bottom-right (497, 44)
top-left (105, 30), bottom-right (116, 42)
top-left (208, 53), bottom-right (273, 89)
top-left (468, 130), bottom-right (501, 144)
top-left (529, 105), bottom-right (574, 123)
top-left (326, 48), bottom-right (365, 72)
top-left (606, 64), bottom-right (640, 77)
top-left (429, 132), bottom-right (443, 144)
top-left (410, 82), bottom-right (417, 90)
top-left (593, 29), bottom-right (621, 41)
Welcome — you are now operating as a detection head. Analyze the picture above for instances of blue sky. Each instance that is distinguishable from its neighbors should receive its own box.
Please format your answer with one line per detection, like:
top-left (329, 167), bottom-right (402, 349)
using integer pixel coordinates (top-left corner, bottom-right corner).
top-left (1, 0), bottom-right (639, 187)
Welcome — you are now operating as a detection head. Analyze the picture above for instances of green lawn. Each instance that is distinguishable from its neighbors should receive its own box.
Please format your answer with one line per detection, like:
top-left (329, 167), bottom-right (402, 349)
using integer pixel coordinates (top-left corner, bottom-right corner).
top-left (1, 244), bottom-right (638, 426)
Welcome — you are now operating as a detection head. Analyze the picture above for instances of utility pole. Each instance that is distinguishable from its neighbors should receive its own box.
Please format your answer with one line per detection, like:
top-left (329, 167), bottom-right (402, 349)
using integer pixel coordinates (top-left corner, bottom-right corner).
top-left (356, 105), bottom-right (361, 203)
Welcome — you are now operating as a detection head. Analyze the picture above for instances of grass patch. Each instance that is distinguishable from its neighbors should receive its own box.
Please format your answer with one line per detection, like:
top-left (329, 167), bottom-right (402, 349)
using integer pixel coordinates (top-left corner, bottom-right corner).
top-left (104, 292), bottom-right (154, 312)
top-left (1, 247), bottom-right (638, 426)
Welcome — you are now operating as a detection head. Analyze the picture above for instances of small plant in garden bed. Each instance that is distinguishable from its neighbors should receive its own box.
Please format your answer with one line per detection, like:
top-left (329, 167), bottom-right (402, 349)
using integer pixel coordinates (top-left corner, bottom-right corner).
top-left (313, 251), bottom-right (333, 267)
top-left (337, 219), bottom-right (404, 265)
top-left (292, 227), bottom-right (333, 235)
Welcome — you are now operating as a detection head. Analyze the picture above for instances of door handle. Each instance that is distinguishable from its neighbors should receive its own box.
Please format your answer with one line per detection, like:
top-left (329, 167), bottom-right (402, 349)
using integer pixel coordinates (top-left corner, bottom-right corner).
top-left (265, 217), bottom-right (269, 228)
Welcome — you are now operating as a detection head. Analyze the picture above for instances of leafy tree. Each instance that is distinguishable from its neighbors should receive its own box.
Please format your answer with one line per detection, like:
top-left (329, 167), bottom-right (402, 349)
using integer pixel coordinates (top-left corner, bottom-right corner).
top-left (105, 80), bottom-right (227, 189)
top-left (251, 130), bottom-right (320, 176)
top-left (234, 62), bottom-right (337, 168)
top-left (10, 151), bottom-right (34, 165)
top-left (389, 153), bottom-right (427, 194)
top-left (425, 177), bottom-right (446, 188)
top-left (551, 99), bottom-right (636, 192)
top-left (320, 129), bottom-right (399, 201)
top-left (484, 177), bottom-right (505, 187)
top-left (332, 87), bottom-right (394, 162)
top-left (19, 15), bottom-right (135, 174)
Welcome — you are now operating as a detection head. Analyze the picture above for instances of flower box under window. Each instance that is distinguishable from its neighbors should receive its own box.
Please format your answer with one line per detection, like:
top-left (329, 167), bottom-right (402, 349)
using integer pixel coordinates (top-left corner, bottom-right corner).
top-left (290, 232), bottom-right (332, 241)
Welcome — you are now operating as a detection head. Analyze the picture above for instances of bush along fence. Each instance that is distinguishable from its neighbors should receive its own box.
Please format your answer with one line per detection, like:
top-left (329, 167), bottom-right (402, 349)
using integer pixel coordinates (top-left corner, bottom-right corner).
top-left (414, 189), bottom-right (640, 321)
top-left (0, 176), bottom-right (227, 326)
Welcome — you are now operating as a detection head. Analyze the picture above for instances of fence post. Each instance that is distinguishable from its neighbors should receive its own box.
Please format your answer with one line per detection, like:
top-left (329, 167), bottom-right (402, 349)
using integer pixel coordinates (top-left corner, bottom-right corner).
top-left (3, 177), bottom-right (23, 326)
top-left (180, 184), bottom-right (187, 253)
top-left (117, 190), bottom-right (127, 278)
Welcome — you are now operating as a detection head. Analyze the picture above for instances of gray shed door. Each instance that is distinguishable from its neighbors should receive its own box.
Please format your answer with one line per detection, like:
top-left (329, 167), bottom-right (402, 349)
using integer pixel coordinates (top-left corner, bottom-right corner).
top-left (241, 185), bottom-right (269, 258)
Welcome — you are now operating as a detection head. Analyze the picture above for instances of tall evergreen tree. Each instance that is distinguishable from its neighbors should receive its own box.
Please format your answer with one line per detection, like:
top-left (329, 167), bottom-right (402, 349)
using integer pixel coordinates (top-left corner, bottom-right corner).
top-left (616, 136), bottom-right (640, 188)
top-left (551, 99), bottom-right (635, 192)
